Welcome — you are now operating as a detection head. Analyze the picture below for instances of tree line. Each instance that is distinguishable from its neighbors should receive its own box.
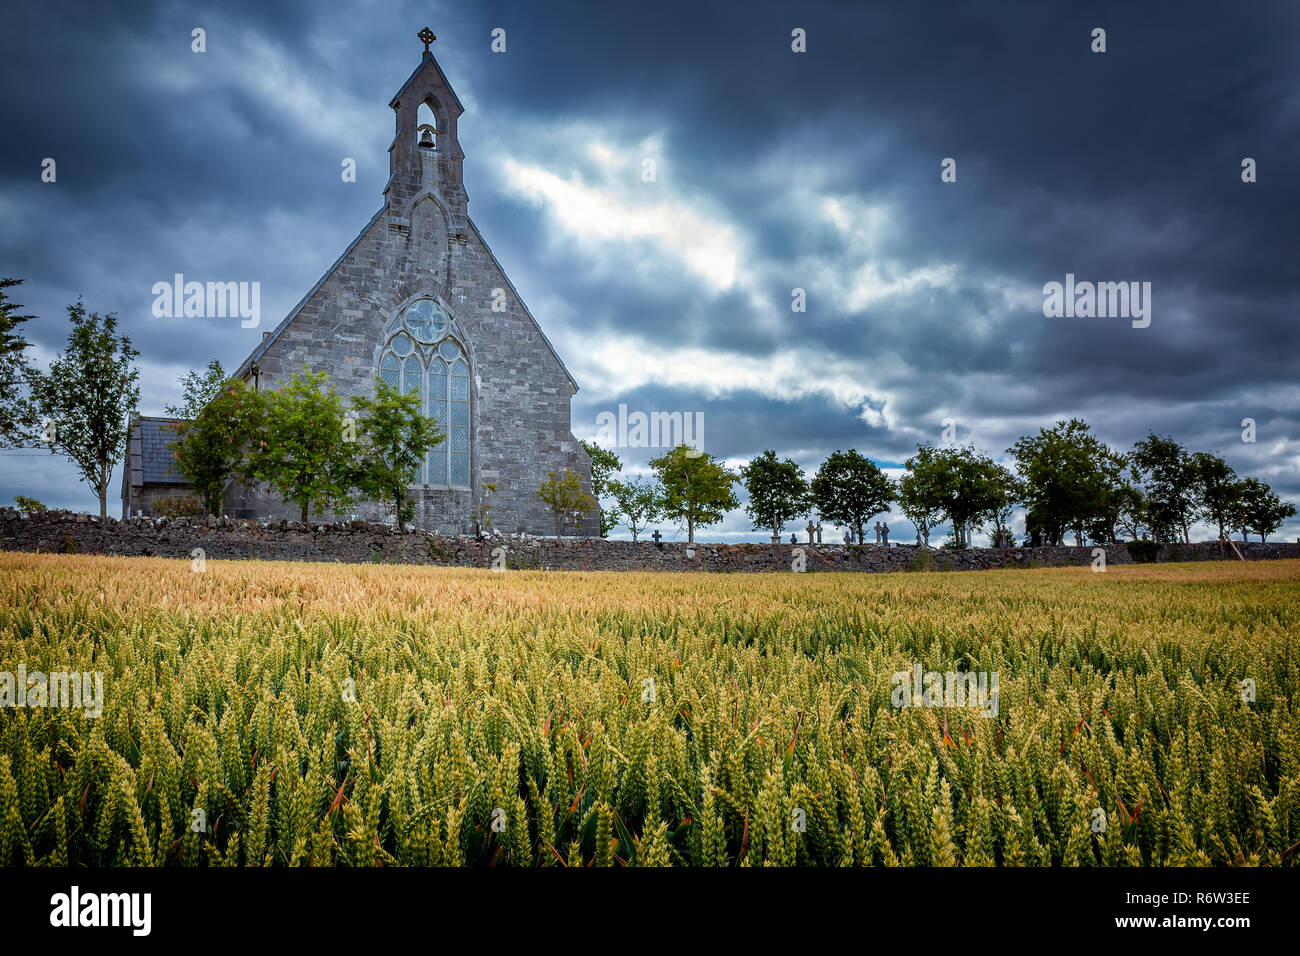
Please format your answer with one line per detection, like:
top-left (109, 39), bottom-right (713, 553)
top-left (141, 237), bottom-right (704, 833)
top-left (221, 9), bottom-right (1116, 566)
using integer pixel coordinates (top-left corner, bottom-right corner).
top-left (583, 417), bottom-right (1295, 546)
top-left (3, 283), bottom-right (1293, 543)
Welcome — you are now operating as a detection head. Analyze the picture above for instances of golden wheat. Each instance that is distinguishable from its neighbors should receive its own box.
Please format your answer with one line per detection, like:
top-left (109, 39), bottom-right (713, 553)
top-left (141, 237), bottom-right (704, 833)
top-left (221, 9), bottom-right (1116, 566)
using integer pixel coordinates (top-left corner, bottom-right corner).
top-left (0, 553), bottom-right (1297, 866)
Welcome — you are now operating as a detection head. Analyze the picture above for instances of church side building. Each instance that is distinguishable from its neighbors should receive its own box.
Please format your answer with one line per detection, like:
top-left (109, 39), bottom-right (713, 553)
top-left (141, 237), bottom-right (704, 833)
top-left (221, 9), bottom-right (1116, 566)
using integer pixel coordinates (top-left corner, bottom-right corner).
top-left (216, 33), bottom-right (596, 535)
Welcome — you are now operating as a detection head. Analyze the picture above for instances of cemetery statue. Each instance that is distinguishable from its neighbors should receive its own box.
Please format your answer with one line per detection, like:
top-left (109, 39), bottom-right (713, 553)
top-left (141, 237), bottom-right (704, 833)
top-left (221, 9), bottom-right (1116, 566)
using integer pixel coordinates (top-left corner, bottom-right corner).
top-left (815, 522), bottom-right (823, 545)
top-left (881, 522), bottom-right (889, 546)
top-left (790, 534), bottom-right (798, 545)
top-left (843, 528), bottom-right (853, 545)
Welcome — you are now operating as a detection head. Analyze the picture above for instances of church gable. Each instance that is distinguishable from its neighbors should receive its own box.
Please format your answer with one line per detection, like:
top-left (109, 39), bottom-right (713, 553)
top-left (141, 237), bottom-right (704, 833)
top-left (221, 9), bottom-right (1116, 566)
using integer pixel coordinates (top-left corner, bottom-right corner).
top-left (227, 30), bottom-right (594, 536)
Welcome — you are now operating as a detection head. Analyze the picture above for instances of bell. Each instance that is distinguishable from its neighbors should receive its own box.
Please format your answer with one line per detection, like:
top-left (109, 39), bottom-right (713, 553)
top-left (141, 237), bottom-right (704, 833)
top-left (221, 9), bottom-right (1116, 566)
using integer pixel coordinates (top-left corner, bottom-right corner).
top-left (418, 128), bottom-right (434, 149)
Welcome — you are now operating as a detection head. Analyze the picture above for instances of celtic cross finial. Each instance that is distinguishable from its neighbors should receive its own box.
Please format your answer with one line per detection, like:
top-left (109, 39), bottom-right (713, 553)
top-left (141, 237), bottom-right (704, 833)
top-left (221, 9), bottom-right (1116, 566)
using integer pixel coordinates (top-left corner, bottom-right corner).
top-left (418, 27), bottom-right (435, 54)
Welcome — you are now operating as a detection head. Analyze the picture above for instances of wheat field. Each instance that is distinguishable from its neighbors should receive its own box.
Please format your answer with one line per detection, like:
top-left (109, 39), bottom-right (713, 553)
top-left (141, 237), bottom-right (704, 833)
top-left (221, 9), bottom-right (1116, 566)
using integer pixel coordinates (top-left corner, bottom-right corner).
top-left (0, 552), bottom-right (1297, 866)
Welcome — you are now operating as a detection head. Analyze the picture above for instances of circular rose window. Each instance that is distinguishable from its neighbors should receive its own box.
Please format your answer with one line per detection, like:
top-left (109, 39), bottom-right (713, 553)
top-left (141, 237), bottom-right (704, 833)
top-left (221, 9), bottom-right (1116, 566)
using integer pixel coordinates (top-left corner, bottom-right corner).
top-left (402, 299), bottom-right (447, 343)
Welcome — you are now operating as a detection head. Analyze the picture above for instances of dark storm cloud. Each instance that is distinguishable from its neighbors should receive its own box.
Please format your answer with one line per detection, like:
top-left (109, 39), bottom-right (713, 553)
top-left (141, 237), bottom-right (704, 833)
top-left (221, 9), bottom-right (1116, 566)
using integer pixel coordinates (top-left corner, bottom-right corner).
top-left (1, 0), bottom-right (1296, 541)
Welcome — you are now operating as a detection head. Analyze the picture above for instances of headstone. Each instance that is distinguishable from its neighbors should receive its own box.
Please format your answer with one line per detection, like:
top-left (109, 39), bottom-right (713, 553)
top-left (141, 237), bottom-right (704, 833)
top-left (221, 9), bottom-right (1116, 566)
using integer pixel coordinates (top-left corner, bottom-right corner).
top-left (651, 529), bottom-right (662, 546)
top-left (874, 521), bottom-right (882, 545)
top-left (806, 520), bottom-right (816, 544)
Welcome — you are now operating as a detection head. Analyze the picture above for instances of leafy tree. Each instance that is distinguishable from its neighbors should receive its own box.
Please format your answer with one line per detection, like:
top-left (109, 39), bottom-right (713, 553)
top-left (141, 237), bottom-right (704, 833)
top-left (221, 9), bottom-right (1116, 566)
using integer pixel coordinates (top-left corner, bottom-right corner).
top-left (903, 444), bottom-right (1001, 548)
top-left (1191, 451), bottom-right (1240, 541)
top-left (649, 444), bottom-right (739, 543)
top-left (0, 278), bottom-right (36, 447)
top-left (29, 301), bottom-right (140, 519)
top-left (1131, 434), bottom-right (1197, 543)
top-left (1235, 477), bottom-right (1296, 543)
top-left (609, 475), bottom-right (664, 542)
top-left (350, 380), bottom-right (444, 530)
top-left (536, 467), bottom-right (597, 540)
top-left (984, 462), bottom-right (1023, 547)
top-left (1082, 446), bottom-right (1132, 545)
top-left (1009, 419), bottom-right (1119, 546)
top-left (1114, 480), bottom-right (1150, 541)
top-left (810, 448), bottom-right (894, 545)
top-left (170, 378), bottom-right (263, 516)
top-left (165, 359), bottom-right (227, 419)
top-left (740, 449), bottom-right (811, 540)
top-left (245, 368), bottom-right (357, 523)
top-left (579, 439), bottom-right (622, 538)
top-left (898, 467), bottom-right (943, 547)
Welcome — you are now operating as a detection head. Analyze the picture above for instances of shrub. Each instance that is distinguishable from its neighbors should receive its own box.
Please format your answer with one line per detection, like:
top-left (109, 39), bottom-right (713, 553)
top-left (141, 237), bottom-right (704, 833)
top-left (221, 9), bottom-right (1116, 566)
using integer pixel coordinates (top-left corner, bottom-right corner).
top-left (12, 495), bottom-right (46, 517)
top-left (1126, 539), bottom-right (1159, 563)
top-left (906, 550), bottom-right (937, 572)
top-left (153, 495), bottom-right (205, 518)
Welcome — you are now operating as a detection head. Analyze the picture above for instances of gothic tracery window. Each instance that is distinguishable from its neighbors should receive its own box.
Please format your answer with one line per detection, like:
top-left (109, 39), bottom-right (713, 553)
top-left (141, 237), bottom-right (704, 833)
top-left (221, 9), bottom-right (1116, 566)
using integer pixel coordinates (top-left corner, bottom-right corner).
top-left (377, 298), bottom-right (469, 488)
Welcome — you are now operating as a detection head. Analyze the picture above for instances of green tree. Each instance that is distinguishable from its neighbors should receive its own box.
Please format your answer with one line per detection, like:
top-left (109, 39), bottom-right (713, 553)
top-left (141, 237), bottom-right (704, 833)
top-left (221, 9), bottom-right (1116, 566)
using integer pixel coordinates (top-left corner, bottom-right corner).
top-left (1083, 445), bottom-right (1132, 545)
top-left (1114, 479), bottom-right (1150, 542)
top-left (579, 439), bottom-right (622, 537)
top-left (170, 378), bottom-right (263, 516)
top-left (1131, 434), bottom-right (1197, 543)
top-left (898, 466), bottom-right (944, 547)
top-left (609, 475), bottom-right (664, 542)
top-left (1235, 477), bottom-right (1295, 543)
top-left (245, 368), bottom-right (357, 523)
top-left (649, 444), bottom-right (739, 544)
top-left (350, 380), bottom-right (444, 530)
top-left (1191, 451), bottom-right (1240, 541)
top-left (984, 462), bottom-right (1023, 547)
top-left (1009, 419), bottom-right (1120, 546)
top-left (0, 278), bottom-right (36, 447)
top-left (536, 467), bottom-right (597, 540)
top-left (740, 449), bottom-right (811, 540)
top-left (165, 359), bottom-right (227, 419)
top-left (810, 448), bottom-right (894, 545)
top-left (903, 444), bottom-right (1001, 548)
top-left (29, 301), bottom-right (140, 519)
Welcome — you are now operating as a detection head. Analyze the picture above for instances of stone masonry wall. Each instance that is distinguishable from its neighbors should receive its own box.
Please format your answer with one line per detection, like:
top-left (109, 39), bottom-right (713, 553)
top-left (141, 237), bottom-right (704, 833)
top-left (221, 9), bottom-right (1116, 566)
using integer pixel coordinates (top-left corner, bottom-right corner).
top-left (5, 510), bottom-right (1298, 574)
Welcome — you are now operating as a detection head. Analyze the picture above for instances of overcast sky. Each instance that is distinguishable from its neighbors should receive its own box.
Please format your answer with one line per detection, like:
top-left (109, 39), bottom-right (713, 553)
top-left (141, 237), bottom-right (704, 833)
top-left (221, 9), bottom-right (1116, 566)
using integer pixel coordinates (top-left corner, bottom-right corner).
top-left (2, 0), bottom-right (1297, 543)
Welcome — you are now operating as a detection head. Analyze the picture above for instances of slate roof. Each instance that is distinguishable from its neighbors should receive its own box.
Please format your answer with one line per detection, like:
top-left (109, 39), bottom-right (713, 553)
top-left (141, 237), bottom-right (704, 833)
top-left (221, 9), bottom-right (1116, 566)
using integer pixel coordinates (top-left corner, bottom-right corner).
top-left (129, 417), bottom-right (187, 485)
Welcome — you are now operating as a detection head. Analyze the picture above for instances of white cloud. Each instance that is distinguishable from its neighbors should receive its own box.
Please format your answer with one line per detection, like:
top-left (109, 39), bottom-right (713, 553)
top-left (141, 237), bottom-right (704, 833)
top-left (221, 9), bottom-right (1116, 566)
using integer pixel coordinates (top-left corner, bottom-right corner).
top-left (497, 156), bottom-right (745, 292)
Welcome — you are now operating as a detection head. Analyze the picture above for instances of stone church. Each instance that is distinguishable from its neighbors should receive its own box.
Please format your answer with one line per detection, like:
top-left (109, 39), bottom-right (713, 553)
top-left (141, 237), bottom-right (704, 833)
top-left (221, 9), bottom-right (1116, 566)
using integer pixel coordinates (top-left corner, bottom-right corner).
top-left (124, 32), bottom-right (597, 536)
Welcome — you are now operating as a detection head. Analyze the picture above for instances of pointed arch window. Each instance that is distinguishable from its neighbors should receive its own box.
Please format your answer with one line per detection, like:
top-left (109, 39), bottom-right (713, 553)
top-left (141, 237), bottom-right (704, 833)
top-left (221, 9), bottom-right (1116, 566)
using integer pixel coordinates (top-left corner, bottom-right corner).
top-left (377, 298), bottom-right (470, 488)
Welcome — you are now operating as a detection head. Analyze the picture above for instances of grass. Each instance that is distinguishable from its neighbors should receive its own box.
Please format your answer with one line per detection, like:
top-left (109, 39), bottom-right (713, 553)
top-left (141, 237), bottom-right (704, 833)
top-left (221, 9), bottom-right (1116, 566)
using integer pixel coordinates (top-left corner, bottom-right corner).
top-left (1, 552), bottom-right (1297, 866)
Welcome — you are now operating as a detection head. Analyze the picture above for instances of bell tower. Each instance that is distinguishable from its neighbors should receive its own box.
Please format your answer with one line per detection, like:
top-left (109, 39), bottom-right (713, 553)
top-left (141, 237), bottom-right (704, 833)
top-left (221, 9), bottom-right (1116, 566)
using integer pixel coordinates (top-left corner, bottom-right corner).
top-left (386, 28), bottom-right (467, 219)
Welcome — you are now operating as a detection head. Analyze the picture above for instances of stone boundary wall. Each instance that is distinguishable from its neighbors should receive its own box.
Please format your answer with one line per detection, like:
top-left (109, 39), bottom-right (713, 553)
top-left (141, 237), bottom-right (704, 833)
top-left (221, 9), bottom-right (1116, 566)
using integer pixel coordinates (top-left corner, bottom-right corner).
top-left (4, 509), bottom-right (1299, 574)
